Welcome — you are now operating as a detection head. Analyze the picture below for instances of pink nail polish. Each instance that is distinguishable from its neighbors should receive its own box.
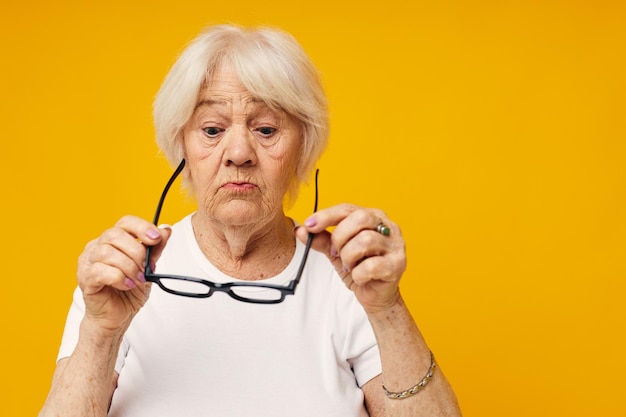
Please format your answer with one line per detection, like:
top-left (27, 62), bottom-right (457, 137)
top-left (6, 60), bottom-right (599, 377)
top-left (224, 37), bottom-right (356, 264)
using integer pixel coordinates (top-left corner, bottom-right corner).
top-left (137, 272), bottom-right (146, 283)
top-left (125, 278), bottom-right (136, 289)
top-left (146, 229), bottom-right (161, 239)
top-left (304, 217), bottom-right (317, 227)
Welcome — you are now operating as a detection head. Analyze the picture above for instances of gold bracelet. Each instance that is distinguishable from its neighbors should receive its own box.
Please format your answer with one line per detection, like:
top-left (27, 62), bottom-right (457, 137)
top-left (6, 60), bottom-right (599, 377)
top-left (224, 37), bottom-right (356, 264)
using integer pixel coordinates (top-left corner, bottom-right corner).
top-left (382, 351), bottom-right (436, 399)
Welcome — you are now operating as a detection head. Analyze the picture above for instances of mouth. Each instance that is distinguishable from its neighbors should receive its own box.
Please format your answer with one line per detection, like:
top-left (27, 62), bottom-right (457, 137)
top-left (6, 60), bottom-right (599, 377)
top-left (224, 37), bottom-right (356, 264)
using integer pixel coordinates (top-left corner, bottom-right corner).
top-left (220, 181), bottom-right (258, 192)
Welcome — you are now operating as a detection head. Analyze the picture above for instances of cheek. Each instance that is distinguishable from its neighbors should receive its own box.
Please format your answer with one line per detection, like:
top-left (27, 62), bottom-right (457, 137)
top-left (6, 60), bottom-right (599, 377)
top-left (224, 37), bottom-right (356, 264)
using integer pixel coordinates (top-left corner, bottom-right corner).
top-left (182, 131), bottom-right (214, 165)
top-left (181, 129), bottom-right (194, 158)
top-left (273, 130), bottom-right (302, 168)
top-left (182, 129), bottom-right (199, 155)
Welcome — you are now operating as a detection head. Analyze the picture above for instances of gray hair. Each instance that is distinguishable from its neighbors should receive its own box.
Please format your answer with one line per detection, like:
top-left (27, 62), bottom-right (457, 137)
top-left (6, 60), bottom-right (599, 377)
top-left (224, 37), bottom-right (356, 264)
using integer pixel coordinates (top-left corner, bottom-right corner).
top-left (153, 25), bottom-right (329, 198)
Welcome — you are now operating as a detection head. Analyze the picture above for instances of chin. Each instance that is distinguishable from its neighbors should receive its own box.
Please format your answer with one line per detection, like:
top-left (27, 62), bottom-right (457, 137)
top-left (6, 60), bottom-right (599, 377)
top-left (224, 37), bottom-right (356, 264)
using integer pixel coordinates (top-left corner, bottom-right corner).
top-left (215, 200), bottom-right (267, 226)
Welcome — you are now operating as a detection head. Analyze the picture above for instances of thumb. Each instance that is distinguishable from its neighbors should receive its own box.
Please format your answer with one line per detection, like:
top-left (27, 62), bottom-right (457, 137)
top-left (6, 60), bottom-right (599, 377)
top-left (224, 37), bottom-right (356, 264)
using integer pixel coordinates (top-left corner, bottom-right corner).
top-left (147, 224), bottom-right (173, 268)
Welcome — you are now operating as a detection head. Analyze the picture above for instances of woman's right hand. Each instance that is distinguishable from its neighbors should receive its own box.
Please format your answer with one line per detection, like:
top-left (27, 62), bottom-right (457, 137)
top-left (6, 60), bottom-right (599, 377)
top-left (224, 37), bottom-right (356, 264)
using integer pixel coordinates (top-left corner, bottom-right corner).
top-left (77, 215), bottom-right (172, 333)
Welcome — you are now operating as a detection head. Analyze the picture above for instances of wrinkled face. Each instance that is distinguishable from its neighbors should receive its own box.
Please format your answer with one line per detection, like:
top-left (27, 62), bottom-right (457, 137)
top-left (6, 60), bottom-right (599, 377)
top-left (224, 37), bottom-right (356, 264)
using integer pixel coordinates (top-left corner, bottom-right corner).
top-left (181, 64), bottom-right (302, 228)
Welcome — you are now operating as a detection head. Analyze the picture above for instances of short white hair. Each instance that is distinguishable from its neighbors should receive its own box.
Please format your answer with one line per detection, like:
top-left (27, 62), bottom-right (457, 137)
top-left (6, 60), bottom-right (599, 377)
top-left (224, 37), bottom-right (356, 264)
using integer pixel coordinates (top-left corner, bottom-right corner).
top-left (153, 24), bottom-right (329, 197)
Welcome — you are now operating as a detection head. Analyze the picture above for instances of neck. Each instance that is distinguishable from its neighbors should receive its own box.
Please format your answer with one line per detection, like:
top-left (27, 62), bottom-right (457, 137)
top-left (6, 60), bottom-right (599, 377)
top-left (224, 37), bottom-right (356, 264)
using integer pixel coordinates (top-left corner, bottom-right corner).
top-left (191, 212), bottom-right (295, 280)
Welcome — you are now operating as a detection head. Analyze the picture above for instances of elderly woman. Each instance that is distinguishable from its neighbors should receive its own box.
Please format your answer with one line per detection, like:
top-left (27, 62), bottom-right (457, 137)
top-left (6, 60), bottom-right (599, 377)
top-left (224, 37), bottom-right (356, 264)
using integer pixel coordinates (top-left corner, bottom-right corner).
top-left (40, 25), bottom-right (461, 417)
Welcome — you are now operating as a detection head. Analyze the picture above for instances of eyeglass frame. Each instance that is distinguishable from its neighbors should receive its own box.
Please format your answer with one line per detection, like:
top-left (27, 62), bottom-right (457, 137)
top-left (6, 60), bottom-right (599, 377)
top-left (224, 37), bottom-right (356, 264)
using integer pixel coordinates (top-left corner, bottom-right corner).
top-left (144, 159), bottom-right (318, 304)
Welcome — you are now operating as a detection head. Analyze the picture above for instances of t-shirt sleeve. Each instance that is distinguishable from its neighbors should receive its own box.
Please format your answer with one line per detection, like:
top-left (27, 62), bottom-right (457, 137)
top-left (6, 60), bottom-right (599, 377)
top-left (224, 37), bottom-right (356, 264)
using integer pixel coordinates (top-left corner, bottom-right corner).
top-left (325, 266), bottom-right (382, 388)
top-left (56, 286), bottom-right (127, 373)
top-left (343, 296), bottom-right (382, 387)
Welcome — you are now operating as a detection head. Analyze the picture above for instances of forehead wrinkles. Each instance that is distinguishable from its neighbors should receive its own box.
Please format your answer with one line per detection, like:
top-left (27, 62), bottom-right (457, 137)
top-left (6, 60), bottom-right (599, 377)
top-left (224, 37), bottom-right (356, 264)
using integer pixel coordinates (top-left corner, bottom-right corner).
top-left (194, 96), bottom-right (265, 110)
top-left (196, 66), bottom-right (283, 115)
top-left (193, 96), bottom-right (285, 124)
top-left (194, 88), bottom-right (277, 113)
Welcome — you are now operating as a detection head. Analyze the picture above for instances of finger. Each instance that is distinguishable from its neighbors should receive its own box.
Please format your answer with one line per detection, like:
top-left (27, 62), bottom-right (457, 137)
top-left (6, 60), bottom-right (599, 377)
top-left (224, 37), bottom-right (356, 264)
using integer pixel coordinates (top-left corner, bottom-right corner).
top-left (352, 245), bottom-right (407, 286)
top-left (106, 223), bottom-right (172, 280)
top-left (114, 215), bottom-right (166, 246)
top-left (80, 256), bottom-right (142, 295)
top-left (82, 238), bottom-right (146, 288)
top-left (304, 205), bottom-right (387, 251)
top-left (302, 204), bottom-right (363, 233)
top-left (303, 204), bottom-right (387, 232)
top-left (350, 255), bottom-right (394, 286)
top-left (338, 229), bottom-right (388, 273)
top-left (82, 216), bottom-right (167, 289)
top-left (92, 230), bottom-right (148, 283)
top-left (111, 216), bottom-right (170, 268)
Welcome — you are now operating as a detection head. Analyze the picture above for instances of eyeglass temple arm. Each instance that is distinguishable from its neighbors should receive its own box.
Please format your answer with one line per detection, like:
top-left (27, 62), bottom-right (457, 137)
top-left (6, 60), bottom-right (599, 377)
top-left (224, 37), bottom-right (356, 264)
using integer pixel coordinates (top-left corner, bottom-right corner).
top-left (145, 159), bottom-right (186, 275)
top-left (152, 159), bottom-right (186, 225)
top-left (293, 169), bottom-right (319, 285)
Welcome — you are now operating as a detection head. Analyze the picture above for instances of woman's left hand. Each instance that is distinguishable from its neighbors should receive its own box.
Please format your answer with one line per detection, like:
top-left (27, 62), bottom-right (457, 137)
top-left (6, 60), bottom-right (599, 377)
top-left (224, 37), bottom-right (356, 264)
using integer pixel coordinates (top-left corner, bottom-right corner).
top-left (295, 204), bottom-right (407, 314)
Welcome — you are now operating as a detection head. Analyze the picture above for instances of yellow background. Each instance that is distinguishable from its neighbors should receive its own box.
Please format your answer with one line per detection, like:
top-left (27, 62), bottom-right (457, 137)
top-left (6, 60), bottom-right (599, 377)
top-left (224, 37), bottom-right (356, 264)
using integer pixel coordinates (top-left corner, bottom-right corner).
top-left (1, 0), bottom-right (624, 415)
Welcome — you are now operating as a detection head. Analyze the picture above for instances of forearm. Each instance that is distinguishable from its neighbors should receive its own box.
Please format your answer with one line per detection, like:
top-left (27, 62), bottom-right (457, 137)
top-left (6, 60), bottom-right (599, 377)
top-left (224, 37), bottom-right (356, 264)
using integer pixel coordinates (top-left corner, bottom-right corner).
top-left (39, 319), bottom-right (126, 417)
top-left (368, 295), bottom-right (462, 417)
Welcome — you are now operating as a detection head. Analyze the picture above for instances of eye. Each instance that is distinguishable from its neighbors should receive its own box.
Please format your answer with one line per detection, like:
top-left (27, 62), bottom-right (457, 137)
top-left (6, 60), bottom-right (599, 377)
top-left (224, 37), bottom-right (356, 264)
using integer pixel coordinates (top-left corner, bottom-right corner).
top-left (256, 127), bottom-right (277, 137)
top-left (203, 127), bottom-right (223, 138)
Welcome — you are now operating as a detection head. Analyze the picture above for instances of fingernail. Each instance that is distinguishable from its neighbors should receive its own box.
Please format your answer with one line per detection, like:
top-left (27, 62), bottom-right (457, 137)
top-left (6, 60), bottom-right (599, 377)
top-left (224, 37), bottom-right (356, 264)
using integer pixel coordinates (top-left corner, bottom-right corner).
top-left (342, 263), bottom-right (350, 273)
top-left (330, 246), bottom-right (339, 257)
top-left (125, 277), bottom-right (136, 289)
top-left (146, 229), bottom-right (161, 239)
top-left (137, 272), bottom-right (146, 283)
top-left (150, 261), bottom-right (156, 272)
top-left (304, 216), bottom-right (317, 227)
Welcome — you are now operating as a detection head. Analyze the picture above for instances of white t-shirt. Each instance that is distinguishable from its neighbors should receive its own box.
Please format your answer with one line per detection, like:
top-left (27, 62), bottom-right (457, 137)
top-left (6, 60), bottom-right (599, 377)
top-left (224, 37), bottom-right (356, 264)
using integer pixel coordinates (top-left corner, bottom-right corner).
top-left (58, 215), bottom-right (382, 416)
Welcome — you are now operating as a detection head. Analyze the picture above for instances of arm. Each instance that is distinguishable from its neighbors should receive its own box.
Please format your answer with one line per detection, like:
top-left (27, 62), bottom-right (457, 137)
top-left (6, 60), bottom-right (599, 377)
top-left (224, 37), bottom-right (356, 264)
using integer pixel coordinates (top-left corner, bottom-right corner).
top-left (39, 323), bottom-right (122, 417)
top-left (39, 216), bottom-right (171, 417)
top-left (297, 205), bottom-right (462, 417)
top-left (363, 297), bottom-right (462, 417)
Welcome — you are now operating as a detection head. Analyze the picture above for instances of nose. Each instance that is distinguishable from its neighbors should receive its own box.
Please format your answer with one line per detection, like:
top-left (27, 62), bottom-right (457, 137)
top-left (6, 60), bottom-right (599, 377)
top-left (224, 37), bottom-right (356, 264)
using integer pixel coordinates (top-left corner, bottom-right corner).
top-left (222, 125), bottom-right (256, 167)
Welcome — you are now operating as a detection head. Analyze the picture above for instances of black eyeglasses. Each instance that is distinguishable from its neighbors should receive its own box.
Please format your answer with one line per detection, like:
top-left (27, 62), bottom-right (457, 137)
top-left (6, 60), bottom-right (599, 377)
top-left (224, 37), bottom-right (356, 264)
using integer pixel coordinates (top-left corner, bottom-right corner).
top-left (144, 159), bottom-right (318, 304)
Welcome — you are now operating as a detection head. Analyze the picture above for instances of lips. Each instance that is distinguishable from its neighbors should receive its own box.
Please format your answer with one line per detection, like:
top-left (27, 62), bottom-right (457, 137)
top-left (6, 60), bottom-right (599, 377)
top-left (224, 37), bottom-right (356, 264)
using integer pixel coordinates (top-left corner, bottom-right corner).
top-left (221, 182), bottom-right (257, 191)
